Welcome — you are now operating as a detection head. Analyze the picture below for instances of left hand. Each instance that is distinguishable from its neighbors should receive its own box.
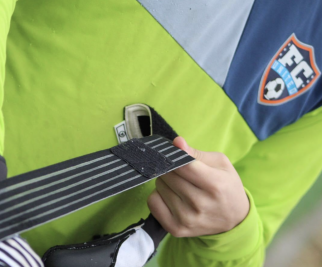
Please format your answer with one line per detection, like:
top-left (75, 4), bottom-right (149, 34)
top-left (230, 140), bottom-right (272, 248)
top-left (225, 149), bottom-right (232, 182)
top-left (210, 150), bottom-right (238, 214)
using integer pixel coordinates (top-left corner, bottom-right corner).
top-left (147, 136), bottom-right (249, 237)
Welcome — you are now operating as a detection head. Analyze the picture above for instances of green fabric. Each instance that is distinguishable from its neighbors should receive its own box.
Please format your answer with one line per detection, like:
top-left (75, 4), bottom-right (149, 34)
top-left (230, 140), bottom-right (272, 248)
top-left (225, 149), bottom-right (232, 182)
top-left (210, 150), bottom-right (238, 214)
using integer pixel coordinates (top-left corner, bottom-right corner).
top-left (2, 1), bottom-right (322, 267)
top-left (0, 0), bottom-right (16, 155)
top-left (238, 107), bottom-right (322, 247)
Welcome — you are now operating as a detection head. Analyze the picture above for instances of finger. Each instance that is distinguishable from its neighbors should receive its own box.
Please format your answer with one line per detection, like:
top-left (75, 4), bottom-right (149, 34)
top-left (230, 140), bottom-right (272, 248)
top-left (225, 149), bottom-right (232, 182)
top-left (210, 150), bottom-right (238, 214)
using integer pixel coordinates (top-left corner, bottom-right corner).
top-left (147, 190), bottom-right (177, 234)
top-left (173, 136), bottom-right (232, 169)
top-left (160, 172), bottom-right (202, 205)
top-left (155, 178), bottom-right (183, 215)
top-left (173, 160), bottom-right (219, 190)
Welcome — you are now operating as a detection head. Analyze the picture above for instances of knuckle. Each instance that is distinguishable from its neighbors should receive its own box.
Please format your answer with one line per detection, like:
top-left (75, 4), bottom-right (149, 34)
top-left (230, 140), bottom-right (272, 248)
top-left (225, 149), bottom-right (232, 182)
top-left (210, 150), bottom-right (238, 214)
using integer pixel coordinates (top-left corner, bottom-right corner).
top-left (187, 194), bottom-right (205, 213)
top-left (187, 195), bottom-right (199, 211)
top-left (207, 177), bottom-right (227, 198)
top-left (170, 226), bottom-right (186, 238)
top-left (217, 153), bottom-right (231, 168)
top-left (206, 177), bottom-right (220, 194)
top-left (177, 212), bottom-right (195, 229)
top-left (194, 198), bottom-right (208, 213)
top-left (183, 217), bottom-right (194, 229)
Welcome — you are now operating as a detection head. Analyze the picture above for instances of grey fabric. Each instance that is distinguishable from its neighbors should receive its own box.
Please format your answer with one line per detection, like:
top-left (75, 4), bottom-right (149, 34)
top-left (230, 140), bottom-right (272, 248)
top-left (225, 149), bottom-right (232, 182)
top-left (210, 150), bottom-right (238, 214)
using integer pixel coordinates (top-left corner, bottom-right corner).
top-left (137, 0), bottom-right (255, 87)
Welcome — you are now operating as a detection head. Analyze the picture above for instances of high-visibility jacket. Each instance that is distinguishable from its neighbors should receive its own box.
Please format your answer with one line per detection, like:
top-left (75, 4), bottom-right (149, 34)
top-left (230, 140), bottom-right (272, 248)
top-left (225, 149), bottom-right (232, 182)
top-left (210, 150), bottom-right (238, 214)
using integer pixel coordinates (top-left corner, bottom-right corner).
top-left (1, 0), bottom-right (322, 266)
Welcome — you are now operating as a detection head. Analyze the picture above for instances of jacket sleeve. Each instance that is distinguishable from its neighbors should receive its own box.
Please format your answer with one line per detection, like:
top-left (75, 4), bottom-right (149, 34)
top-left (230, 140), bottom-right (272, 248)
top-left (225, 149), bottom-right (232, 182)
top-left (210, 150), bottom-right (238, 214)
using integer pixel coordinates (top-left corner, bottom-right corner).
top-left (158, 106), bottom-right (322, 267)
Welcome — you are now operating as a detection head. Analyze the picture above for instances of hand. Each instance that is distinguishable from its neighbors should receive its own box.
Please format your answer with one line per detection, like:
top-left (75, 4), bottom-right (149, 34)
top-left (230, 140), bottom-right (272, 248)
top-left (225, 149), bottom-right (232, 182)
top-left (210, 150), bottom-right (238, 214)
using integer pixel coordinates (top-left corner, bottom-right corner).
top-left (147, 136), bottom-right (249, 237)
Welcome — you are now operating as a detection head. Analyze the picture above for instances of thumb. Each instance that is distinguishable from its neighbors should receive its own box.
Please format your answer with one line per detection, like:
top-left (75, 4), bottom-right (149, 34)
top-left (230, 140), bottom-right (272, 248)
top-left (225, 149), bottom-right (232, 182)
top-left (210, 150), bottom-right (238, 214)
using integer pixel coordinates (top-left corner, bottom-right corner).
top-left (172, 136), bottom-right (196, 158)
top-left (173, 136), bottom-right (230, 169)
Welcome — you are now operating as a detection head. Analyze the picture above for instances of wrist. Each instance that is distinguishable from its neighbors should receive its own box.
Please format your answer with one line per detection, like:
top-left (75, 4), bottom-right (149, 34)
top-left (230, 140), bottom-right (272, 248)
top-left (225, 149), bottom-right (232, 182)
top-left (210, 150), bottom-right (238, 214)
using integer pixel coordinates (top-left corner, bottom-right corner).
top-left (198, 188), bottom-right (263, 261)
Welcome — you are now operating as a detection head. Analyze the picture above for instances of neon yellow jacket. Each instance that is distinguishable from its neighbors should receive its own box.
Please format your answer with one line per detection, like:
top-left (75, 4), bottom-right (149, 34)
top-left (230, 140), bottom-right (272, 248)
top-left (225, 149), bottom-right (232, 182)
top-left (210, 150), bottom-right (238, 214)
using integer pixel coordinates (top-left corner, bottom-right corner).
top-left (1, 1), bottom-right (322, 266)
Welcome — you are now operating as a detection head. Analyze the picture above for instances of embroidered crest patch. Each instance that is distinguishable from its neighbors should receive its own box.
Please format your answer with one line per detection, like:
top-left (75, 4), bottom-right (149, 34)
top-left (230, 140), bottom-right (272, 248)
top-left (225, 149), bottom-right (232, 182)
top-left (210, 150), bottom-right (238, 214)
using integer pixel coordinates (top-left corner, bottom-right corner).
top-left (258, 34), bottom-right (320, 105)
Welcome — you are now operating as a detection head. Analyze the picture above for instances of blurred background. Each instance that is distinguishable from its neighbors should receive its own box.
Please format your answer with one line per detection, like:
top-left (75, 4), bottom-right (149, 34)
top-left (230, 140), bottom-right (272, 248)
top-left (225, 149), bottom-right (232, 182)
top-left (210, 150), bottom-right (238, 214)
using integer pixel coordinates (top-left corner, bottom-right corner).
top-left (264, 171), bottom-right (322, 267)
top-left (146, 172), bottom-right (322, 267)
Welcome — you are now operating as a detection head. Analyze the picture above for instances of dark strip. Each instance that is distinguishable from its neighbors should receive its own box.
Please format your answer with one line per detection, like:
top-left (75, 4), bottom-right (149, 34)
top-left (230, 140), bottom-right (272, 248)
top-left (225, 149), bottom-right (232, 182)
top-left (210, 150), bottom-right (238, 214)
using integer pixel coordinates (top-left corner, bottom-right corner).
top-left (0, 135), bottom-right (194, 241)
top-left (142, 214), bottom-right (167, 250)
top-left (111, 138), bottom-right (174, 178)
top-left (0, 166), bottom-right (134, 222)
top-left (0, 158), bottom-right (122, 207)
top-left (0, 156), bottom-right (7, 182)
top-left (149, 106), bottom-right (178, 141)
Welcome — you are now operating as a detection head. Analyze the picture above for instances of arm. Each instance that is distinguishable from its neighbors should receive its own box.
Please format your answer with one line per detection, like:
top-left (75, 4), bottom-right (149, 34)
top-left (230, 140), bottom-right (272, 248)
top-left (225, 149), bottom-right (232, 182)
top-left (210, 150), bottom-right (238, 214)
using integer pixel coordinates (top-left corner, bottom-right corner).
top-left (153, 106), bottom-right (322, 266)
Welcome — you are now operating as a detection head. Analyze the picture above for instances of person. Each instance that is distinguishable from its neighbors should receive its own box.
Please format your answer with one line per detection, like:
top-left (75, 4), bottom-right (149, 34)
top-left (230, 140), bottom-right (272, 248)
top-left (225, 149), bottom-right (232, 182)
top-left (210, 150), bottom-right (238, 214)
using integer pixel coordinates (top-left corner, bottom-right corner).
top-left (1, 0), bottom-right (322, 266)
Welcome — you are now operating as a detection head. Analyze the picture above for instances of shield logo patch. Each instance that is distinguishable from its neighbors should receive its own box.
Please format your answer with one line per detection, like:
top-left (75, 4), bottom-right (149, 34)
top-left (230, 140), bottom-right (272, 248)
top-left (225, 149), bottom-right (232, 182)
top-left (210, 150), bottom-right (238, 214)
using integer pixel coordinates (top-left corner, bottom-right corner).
top-left (258, 34), bottom-right (320, 105)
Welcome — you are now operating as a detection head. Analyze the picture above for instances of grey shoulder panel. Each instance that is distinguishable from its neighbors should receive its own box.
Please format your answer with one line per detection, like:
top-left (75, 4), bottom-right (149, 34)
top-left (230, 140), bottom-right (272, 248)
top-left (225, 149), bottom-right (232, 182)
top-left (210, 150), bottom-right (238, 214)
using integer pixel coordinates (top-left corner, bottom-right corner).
top-left (137, 0), bottom-right (255, 86)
